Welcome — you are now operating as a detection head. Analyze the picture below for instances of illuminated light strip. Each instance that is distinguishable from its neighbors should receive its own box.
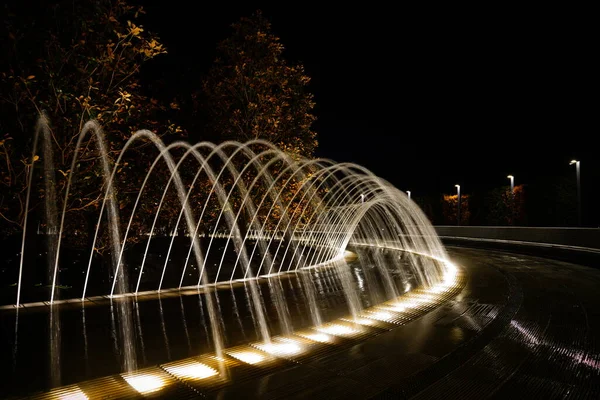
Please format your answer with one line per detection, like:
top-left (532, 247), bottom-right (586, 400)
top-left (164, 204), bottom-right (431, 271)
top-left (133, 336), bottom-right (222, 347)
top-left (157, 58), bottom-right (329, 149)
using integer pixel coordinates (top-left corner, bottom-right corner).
top-left (315, 323), bottom-right (361, 337)
top-left (425, 285), bottom-right (452, 294)
top-left (207, 355), bottom-right (239, 368)
top-left (361, 310), bottom-right (395, 321)
top-left (31, 256), bottom-right (465, 400)
top-left (342, 317), bottom-right (381, 327)
top-left (122, 372), bottom-right (167, 394)
top-left (163, 361), bottom-right (218, 380)
top-left (55, 386), bottom-right (88, 400)
top-left (376, 304), bottom-right (410, 313)
top-left (405, 292), bottom-right (437, 302)
top-left (255, 339), bottom-right (304, 357)
top-left (226, 349), bottom-right (268, 365)
top-left (295, 331), bottom-right (335, 343)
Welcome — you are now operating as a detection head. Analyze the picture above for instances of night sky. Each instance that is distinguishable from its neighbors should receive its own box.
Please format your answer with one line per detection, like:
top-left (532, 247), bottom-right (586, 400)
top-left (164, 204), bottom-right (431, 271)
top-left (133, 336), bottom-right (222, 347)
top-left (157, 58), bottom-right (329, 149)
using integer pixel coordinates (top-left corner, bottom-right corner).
top-left (140, 4), bottom-right (596, 199)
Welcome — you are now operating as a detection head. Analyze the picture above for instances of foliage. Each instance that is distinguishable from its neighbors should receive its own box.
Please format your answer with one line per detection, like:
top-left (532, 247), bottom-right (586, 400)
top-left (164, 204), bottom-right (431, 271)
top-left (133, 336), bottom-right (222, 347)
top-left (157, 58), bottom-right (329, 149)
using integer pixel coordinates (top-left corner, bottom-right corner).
top-left (442, 194), bottom-right (470, 225)
top-left (202, 11), bottom-right (317, 158)
top-left (0, 0), bottom-right (183, 246)
top-left (485, 184), bottom-right (526, 225)
top-left (195, 12), bottom-right (321, 235)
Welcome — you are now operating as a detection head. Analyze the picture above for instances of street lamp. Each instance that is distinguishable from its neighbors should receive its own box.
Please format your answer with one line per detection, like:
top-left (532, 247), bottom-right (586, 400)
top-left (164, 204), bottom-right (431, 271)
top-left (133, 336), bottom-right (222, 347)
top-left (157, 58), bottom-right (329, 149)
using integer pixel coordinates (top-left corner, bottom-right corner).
top-left (360, 194), bottom-right (365, 204)
top-left (455, 184), bottom-right (461, 226)
top-left (507, 175), bottom-right (515, 225)
top-left (570, 160), bottom-right (581, 226)
top-left (406, 190), bottom-right (411, 200)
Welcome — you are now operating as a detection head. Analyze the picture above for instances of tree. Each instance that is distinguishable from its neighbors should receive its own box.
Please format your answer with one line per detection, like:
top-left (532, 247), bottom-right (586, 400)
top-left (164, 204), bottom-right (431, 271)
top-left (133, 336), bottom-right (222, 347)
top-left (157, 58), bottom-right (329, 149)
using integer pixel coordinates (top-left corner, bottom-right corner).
top-left (0, 0), bottom-right (183, 246)
top-left (484, 184), bottom-right (527, 225)
top-left (202, 11), bottom-right (317, 158)
top-left (442, 194), bottom-right (470, 225)
top-left (191, 12), bottom-right (321, 239)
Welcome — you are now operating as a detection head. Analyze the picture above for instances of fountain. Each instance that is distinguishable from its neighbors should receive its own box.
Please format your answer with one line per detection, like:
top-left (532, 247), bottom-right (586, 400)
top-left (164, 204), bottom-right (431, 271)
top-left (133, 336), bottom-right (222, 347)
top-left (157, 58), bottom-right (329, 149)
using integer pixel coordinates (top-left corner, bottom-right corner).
top-left (2, 116), bottom-right (457, 397)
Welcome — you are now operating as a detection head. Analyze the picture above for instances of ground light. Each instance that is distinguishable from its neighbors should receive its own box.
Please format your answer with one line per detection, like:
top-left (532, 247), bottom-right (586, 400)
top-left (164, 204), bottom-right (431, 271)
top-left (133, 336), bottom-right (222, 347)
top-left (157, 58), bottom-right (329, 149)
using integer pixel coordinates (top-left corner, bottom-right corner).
top-left (226, 349), bottom-right (268, 365)
top-left (316, 323), bottom-right (360, 337)
top-left (56, 387), bottom-right (88, 400)
top-left (256, 339), bottom-right (304, 357)
top-left (163, 361), bottom-right (218, 380)
top-left (295, 331), bottom-right (334, 343)
top-left (122, 372), bottom-right (166, 394)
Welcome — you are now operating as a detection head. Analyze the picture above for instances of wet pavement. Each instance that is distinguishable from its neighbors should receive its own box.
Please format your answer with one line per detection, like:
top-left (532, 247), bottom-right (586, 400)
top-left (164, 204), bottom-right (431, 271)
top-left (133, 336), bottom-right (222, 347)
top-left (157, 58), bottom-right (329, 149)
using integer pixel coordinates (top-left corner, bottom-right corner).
top-left (3, 246), bottom-right (600, 399)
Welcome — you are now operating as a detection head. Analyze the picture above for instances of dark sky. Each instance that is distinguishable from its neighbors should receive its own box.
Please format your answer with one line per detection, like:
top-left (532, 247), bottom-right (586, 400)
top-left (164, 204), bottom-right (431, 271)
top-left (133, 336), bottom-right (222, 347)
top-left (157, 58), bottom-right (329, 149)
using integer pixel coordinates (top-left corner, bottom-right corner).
top-left (140, 3), bottom-right (596, 198)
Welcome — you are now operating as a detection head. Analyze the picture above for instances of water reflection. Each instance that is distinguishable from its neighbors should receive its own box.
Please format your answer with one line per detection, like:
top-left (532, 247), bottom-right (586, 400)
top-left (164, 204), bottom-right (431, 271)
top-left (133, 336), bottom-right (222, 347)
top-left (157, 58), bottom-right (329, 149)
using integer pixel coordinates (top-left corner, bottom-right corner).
top-left (334, 261), bottom-right (362, 320)
top-left (49, 305), bottom-right (61, 387)
top-left (12, 310), bottom-right (18, 374)
top-left (244, 281), bottom-right (260, 341)
top-left (2, 247), bottom-right (442, 397)
top-left (179, 296), bottom-right (191, 353)
top-left (134, 300), bottom-right (147, 365)
top-left (230, 285), bottom-right (247, 341)
top-left (267, 276), bottom-right (292, 335)
top-left (109, 302), bottom-right (119, 366)
top-left (197, 290), bottom-right (210, 351)
top-left (213, 287), bottom-right (225, 346)
top-left (158, 297), bottom-right (170, 361)
top-left (82, 305), bottom-right (89, 373)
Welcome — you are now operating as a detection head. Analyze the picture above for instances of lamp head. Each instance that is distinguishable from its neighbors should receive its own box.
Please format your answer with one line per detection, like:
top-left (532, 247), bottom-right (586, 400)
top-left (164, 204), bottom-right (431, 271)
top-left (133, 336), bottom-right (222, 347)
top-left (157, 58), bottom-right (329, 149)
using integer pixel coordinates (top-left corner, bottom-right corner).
top-left (570, 160), bottom-right (578, 165)
top-left (507, 175), bottom-right (513, 179)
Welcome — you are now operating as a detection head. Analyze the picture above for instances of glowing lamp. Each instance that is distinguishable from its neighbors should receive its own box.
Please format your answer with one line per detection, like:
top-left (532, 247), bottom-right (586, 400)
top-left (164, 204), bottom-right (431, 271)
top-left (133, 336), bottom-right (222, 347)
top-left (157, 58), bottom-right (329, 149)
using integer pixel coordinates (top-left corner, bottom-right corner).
top-left (227, 350), bottom-right (266, 365)
top-left (165, 362), bottom-right (218, 380)
top-left (58, 387), bottom-right (88, 400)
top-left (123, 373), bottom-right (166, 394)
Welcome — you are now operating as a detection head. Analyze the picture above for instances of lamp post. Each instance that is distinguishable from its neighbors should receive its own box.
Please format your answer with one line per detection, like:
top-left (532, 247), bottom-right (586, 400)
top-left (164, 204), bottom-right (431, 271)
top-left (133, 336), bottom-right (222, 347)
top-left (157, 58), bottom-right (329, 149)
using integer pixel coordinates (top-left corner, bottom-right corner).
top-left (455, 184), bottom-right (461, 226)
top-left (570, 160), bottom-right (581, 226)
top-left (507, 175), bottom-right (515, 225)
top-left (360, 194), bottom-right (365, 204)
top-left (507, 175), bottom-right (514, 193)
top-left (406, 190), bottom-right (411, 200)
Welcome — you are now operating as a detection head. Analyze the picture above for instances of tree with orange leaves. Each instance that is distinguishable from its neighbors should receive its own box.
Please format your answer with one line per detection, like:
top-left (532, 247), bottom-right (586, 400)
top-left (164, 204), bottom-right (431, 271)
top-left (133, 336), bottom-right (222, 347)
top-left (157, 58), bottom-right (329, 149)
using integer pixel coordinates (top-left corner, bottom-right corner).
top-left (0, 0), bottom-right (183, 246)
top-left (202, 11), bottom-right (317, 158)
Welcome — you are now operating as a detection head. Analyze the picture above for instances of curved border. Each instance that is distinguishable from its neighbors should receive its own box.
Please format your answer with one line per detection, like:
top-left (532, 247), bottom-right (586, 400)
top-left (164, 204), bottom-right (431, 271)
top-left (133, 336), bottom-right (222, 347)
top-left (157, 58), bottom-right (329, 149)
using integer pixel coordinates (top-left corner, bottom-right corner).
top-left (22, 248), bottom-right (464, 399)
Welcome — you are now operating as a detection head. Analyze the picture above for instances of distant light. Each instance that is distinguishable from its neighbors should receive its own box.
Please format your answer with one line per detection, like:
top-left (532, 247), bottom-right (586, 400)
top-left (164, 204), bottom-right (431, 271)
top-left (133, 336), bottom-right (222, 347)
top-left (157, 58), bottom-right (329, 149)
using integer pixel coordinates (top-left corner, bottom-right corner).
top-left (123, 373), bottom-right (166, 394)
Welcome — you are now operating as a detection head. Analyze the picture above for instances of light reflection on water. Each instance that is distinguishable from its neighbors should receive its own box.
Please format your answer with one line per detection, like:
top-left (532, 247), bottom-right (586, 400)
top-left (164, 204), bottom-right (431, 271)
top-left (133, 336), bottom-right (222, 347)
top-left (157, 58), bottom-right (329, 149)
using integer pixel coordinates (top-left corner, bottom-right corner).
top-left (2, 247), bottom-right (439, 397)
